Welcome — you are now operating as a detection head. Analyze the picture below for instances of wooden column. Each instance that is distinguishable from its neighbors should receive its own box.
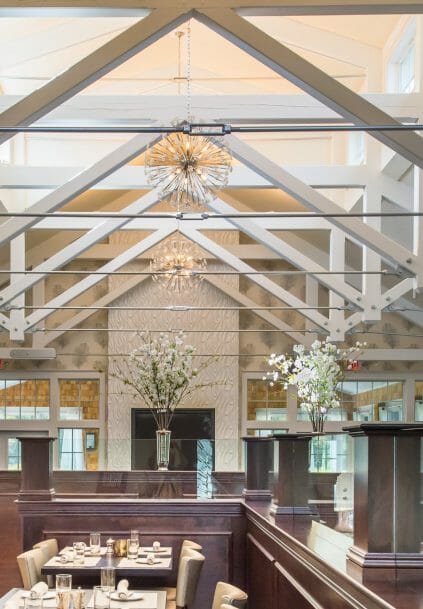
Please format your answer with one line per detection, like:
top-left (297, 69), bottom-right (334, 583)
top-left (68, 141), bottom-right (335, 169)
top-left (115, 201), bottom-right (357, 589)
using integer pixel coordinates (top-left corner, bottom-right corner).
top-left (344, 423), bottom-right (423, 584)
top-left (242, 437), bottom-right (272, 501)
top-left (270, 434), bottom-right (313, 517)
top-left (17, 437), bottom-right (56, 501)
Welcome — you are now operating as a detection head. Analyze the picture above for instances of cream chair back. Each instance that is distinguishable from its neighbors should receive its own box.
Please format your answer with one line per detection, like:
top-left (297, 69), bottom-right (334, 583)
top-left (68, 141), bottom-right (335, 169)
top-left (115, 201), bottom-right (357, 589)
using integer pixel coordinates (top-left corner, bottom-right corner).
top-left (33, 538), bottom-right (59, 561)
top-left (17, 548), bottom-right (46, 589)
top-left (175, 548), bottom-right (205, 608)
top-left (180, 539), bottom-right (203, 559)
top-left (212, 582), bottom-right (248, 609)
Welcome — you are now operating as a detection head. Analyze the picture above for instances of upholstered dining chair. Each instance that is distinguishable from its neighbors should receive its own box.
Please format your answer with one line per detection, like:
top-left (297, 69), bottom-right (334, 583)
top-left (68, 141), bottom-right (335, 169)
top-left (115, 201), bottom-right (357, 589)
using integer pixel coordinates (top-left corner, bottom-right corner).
top-left (163, 540), bottom-right (204, 602)
top-left (17, 548), bottom-right (46, 589)
top-left (211, 582), bottom-right (248, 609)
top-left (164, 548), bottom-right (205, 609)
top-left (33, 538), bottom-right (59, 561)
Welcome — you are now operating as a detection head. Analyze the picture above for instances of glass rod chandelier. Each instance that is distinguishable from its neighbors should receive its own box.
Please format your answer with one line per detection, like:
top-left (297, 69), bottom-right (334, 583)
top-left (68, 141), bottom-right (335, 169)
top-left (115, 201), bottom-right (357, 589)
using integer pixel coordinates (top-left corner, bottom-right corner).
top-left (150, 237), bottom-right (207, 294)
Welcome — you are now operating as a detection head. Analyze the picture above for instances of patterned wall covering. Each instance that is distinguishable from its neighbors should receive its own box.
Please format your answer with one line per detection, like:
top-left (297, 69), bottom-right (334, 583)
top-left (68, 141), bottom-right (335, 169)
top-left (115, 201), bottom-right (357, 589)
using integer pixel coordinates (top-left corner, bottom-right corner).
top-left (107, 231), bottom-right (240, 471)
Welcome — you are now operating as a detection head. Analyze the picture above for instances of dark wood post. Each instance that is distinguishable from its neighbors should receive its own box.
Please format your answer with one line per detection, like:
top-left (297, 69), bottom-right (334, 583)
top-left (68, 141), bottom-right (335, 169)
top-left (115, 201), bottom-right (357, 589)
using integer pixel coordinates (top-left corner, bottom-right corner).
top-left (17, 437), bottom-right (56, 501)
top-left (344, 423), bottom-right (423, 584)
top-left (242, 437), bottom-right (273, 501)
top-left (270, 434), bottom-right (313, 517)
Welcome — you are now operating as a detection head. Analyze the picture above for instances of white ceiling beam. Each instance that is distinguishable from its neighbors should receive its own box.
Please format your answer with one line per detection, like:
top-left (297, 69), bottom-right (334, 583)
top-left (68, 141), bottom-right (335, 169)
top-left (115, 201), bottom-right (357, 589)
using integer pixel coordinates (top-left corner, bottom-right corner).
top-left (0, 164), bottom-right (370, 190)
top-left (196, 8), bottom-right (423, 167)
top-left (0, 1), bottom-right (421, 16)
top-left (0, 8), bottom-right (190, 145)
top-left (209, 195), bottom-right (362, 303)
top-left (25, 216), bottom-right (332, 231)
top-left (205, 275), bottom-right (313, 346)
top-left (180, 225), bottom-right (331, 330)
top-left (0, 132), bottom-right (158, 247)
top-left (36, 274), bottom-right (149, 347)
top-left (0, 189), bottom-right (160, 307)
top-left (0, 93), bottom-right (418, 123)
top-left (226, 135), bottom-right (422, 282)
top-left (23, 226), bottom-right (172, 330)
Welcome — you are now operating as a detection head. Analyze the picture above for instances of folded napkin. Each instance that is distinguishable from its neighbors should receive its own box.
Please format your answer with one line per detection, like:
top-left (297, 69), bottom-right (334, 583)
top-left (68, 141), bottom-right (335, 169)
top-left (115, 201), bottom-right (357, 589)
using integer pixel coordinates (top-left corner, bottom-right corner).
top-left (56, 551), bottom-right (73, 563)
top-left (146, 553), bottom-right (155, 565)
top-left (30, 583), bottom-right (49, 600)
top-left (116, 580), bottom-right (132, 600)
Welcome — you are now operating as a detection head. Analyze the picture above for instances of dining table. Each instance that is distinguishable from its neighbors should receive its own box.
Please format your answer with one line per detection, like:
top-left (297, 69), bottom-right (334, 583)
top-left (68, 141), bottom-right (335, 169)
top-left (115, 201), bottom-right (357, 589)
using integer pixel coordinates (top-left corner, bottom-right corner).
top-left (0, 588), bottom-right (167, 609)
top-left (41, 546), bottom-right (173, 579)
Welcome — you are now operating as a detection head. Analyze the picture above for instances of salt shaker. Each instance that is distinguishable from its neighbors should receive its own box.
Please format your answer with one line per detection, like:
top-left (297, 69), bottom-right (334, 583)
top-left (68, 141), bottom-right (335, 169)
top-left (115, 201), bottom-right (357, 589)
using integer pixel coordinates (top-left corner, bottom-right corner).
top-left (73, 587), bottom-right (85, 609)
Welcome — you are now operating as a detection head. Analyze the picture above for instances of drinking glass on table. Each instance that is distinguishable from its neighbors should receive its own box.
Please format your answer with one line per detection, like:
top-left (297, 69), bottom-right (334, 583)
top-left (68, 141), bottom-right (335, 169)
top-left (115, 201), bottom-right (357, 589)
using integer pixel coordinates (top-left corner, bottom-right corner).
top-left (126, 538), bottom-right (139, 560)
top-left (100, 566), bottom-right (116, 591)
top-left (93, 586), bottom-right (110, 609)
top-left (73, 542), bottom-right (86, 565)
top-left (130, 530), bottom-right (139, 543)
top-left (89, 532), bottom-right (101, 555)
top-left (56, 574), bottom-right (72, 609)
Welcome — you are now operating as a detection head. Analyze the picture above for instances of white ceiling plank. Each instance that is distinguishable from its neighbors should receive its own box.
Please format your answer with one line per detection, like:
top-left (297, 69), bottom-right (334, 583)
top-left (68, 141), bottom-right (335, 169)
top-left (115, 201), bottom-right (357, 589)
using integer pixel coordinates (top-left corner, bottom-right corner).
top-left (413, 167), bottom-right (423, 257)
top-left (0, 164), bottom-right (370, 190)
top-left (209, 195), bottom-right (362, 303)
top-left (0, 132), bottom-right (158, 247)
top-left (226, 135), bottom-right (422, 281)
top-left (23, 226), bottom-right (172, 330)
top-left (0, 7), bottom-right (190, 145)
top-left (196, 8), bottom-right (423, 167)
top-left (0, 189), bottom-right (160, 307)
top-left (180, 225), bottom-right (331, 330)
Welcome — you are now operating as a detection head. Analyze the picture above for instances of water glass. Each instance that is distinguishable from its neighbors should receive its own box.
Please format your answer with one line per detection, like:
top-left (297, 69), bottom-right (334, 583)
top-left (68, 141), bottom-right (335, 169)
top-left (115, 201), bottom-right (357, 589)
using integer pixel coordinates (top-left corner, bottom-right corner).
top-left (56, 574), bottom-right (72, 609)
top-left (100, 566), bottom-right (116, 591)
top-left (130, 530), bottom-right (139, 543)
top-left (93, 586), bottom-right (111, 609)
top-left (73, 542), bottom-right (86, 565)
top-left (89, 532), bottom-right (101, 555)
top-left (126, 538), bottom-right (139, 560)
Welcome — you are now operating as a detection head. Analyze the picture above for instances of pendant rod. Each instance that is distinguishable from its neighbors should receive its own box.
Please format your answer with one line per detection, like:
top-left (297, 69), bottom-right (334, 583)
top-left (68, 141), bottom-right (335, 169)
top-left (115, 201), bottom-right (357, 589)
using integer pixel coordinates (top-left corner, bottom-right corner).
top-left (0, 269), bottom-right (401, 276)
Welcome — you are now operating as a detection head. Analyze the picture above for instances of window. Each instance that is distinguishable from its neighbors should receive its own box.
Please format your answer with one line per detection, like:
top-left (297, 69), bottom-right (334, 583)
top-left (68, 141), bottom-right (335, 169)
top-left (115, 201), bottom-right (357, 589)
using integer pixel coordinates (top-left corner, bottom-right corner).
top-left (338, 380), bottom-right (403, 422)
top-left (387, 20), bottom-right (416, 93)
top-left (347, 132), bottom-right (365, 165)
top-left (58, 428), bottom-right (99, 470)
top-left (415, 381), bottom-right (423, 421)
top-left (309, 434), bottom-right (351, 473)
top-left (7, 438), bottom-right (21, 470)
top-left (0, 379), bottom-right (50, 420)
top-left (59, 379), bottom-right (99, 420)
top-left (247, 379), bottom-right (287, 422)
top-left (398, 43), bottom-right (415, 93)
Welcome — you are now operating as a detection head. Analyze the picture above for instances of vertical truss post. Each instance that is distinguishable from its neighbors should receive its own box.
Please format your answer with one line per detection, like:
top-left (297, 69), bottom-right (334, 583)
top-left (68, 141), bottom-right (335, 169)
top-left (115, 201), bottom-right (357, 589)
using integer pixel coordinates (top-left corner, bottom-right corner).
top-left (10, 234), bottom-right (25, 341)
top-left (329, 229), bottom-right (346, 341)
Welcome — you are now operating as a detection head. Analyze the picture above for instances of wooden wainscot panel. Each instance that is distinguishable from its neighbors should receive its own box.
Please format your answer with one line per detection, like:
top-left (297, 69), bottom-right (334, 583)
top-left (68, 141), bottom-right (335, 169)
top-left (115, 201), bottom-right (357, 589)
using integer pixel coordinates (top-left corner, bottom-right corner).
top-left (275, 561), bottom-right (320, 609)
top-left (246, 533), bottom-right (276, 609)
top-left (17, 499), bottom-right (246, 609)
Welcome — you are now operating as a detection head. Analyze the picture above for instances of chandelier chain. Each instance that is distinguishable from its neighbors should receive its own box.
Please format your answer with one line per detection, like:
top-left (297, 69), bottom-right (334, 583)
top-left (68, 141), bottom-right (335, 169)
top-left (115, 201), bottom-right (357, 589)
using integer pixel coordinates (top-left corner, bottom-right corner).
top-left (187, 19), bottom-right (192, 122)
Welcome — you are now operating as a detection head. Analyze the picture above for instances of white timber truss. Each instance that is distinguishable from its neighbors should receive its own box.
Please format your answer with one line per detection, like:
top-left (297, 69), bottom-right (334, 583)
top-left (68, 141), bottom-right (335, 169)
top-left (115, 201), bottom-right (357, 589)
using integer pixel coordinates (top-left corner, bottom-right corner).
top-left (0, 1), bottom-right (422, 353)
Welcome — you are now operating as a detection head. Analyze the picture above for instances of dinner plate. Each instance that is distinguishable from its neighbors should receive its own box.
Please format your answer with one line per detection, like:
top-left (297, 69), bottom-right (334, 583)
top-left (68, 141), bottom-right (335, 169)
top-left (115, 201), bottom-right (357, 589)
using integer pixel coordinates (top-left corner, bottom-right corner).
top-left (136, 558), bottom-right (161, 565)
top-left (109, 592), bottom-right (143, 601)
top-left (140, 547), bottom-right (168, 553)
top-left (21, 592), bottom-right (56, 600)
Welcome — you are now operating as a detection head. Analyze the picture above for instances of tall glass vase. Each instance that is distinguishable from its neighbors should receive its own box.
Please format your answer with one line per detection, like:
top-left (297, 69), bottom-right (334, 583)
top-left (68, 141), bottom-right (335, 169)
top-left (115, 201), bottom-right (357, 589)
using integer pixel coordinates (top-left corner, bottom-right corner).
top-left (156, 429), bottom-right (171, 471)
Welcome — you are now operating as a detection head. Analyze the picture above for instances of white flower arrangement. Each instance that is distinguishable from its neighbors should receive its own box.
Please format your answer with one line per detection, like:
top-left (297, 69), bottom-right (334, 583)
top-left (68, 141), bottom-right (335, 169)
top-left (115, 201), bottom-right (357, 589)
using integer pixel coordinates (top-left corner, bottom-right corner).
top-left (267, 339), bottom-right (365, 432)
top-left (113, 331), bottom-right (219, 430)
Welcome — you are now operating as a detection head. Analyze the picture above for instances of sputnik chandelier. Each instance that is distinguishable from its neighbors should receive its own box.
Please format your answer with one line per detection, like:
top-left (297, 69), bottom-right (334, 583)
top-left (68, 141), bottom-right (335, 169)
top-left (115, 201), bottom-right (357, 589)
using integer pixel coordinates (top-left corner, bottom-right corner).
top-left (145, 131), bottom-right (232, 209)
top-left (145, 23), bottom-right (232, 210)
top-left (150, 237), bottom-right (207, 294)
